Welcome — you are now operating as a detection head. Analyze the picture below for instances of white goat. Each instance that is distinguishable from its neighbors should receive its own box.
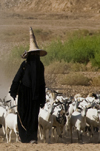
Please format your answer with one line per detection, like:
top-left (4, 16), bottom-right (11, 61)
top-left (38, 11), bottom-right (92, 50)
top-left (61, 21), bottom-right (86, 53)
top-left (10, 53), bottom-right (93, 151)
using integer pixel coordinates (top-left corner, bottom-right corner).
top-left (67, 99), bottom-right (79, 116)
top-left (0, 105), bottom-right (16, 141)
top-left (67, 106), bottom-right (87, 143)
top-left (86, 108), bottom-right (100, 142)
top-left (38, 101), bottom-right (55, 143)
top-left (51, 105), bottom-right (66, 142)
top-left (5, 113), bottom-right (18, 143)
top-left (46, 88), bottom-right (58, 103)
top-left (38, 101), bottom-right (66, 143)
top-left (0, 106), bottom-right (8, 137)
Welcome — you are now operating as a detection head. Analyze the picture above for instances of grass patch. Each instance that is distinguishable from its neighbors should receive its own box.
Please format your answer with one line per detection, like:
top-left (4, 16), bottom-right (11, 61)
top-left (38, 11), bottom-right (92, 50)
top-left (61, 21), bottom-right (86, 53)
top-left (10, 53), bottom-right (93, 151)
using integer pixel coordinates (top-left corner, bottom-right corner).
top-left (45, 61), bottom-right (71, 74)
top-left (42, 30), bottom-right (100, 69)
top-left (45, 61), bottom-right (87, 74)
top-left (91, 76), bottom-right (100, 86)
top-left (70, 62), bottom-right (87, 72)
top-left (60, 73), bottom-right (91, 86)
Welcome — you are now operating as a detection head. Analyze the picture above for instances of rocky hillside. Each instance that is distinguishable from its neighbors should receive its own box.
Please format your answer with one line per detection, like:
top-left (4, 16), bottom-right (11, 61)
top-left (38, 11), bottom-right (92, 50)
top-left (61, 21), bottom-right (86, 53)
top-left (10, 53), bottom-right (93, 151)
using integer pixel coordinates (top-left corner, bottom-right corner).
top-left (0, 0), bottom-right (100, 13)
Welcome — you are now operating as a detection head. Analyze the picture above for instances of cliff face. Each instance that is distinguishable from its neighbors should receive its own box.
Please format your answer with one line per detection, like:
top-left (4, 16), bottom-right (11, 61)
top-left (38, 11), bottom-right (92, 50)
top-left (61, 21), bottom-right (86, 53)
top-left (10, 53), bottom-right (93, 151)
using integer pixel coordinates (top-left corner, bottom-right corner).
top-left (0, 0), bottom-right (100, 13)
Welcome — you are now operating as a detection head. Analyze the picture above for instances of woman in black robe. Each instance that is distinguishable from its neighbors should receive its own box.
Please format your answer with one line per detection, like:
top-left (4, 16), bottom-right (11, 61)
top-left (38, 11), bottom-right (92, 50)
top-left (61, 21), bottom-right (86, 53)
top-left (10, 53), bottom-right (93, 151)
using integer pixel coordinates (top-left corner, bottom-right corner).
top-left (9, 27), bottom-right (47, 143)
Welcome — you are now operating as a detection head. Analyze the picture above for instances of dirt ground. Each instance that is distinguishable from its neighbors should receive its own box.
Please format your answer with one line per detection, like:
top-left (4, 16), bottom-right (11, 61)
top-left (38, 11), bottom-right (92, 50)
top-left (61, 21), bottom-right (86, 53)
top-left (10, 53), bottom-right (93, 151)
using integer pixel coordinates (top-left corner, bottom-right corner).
top-left (1, 131), bottom-right (100, 151)
top-left (1, 3), bottom-right (100, 150)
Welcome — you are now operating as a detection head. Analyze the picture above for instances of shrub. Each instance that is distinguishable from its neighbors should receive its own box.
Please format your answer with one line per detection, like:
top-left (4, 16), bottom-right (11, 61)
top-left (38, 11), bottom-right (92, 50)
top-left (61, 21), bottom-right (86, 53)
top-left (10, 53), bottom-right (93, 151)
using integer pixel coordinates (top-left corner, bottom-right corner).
top-left (45, 61), bottom-right (71, 74)
top-left (60, 73), bottom-right (91, 86)
top-left (41, 39), bottom-right (64, 65)
top-left (42, 30), bottom-right (100, 69)
top-left (91, 51), bottom-right (100, 68)
top-left (45, 61), bottom-right (87, 74)
top-left (91, 76), bottom-right (100, 86)
top-left (71, 62), bottom-right (87, 72)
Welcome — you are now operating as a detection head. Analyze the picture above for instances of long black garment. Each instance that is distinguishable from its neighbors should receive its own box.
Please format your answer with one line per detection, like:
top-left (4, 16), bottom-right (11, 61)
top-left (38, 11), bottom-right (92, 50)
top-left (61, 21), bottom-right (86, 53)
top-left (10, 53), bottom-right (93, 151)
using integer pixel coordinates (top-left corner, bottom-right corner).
top-left (9, 56), bottom-right (46, 143)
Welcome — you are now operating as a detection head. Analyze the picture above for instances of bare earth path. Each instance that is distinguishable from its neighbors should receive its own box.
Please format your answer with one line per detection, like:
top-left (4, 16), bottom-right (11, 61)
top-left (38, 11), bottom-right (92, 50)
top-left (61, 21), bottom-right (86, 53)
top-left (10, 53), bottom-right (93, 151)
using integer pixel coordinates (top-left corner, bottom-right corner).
top-left (0, 143), bottom-right (100, 151)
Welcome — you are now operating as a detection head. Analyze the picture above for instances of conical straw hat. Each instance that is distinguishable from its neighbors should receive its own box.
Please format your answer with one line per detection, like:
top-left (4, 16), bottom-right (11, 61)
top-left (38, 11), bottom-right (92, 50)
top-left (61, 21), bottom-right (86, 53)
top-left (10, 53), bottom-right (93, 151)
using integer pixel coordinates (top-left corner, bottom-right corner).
top-left (22, 27), bottom-right (47, 58)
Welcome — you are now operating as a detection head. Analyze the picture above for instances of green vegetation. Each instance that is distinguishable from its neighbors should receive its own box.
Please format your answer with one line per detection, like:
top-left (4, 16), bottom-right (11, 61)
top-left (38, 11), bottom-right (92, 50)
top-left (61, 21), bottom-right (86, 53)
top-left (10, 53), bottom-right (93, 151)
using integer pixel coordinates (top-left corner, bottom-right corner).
top-left (42, 32), bottom-right (100, 68)
top-left (3, 29), bottom-right (100, 86)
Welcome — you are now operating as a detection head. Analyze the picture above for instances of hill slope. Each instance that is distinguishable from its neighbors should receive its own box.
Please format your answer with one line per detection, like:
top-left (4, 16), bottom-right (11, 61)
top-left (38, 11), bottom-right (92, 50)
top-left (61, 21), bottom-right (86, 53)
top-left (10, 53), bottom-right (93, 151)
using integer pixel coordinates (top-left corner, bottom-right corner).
top-left (0, 0), bottom-right (100, 13)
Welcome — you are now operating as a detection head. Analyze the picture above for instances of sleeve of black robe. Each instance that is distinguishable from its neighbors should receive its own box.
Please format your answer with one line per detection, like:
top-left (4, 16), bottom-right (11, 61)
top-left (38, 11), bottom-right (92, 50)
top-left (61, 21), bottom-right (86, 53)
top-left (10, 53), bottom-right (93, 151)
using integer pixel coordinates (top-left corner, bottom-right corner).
top-left (39, 61), bottom-right (46, 106)
top-left (9, 61), bottom-right (26, 99)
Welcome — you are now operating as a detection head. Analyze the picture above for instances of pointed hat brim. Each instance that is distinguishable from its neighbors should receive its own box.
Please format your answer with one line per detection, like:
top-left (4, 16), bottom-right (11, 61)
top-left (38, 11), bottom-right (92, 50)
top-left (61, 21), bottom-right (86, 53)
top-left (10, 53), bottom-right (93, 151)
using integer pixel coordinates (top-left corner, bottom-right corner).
top-left (28, 48), bottom-right (47, 56)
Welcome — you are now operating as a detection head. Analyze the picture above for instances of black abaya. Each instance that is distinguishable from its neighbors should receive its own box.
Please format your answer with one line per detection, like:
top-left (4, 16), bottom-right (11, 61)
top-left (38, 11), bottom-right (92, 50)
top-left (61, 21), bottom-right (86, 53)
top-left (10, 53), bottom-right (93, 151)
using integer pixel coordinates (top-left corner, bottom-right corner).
top-left (18, 85), bottom-right (40, 143)
top-left (9, 56), bottom-right (46, 143)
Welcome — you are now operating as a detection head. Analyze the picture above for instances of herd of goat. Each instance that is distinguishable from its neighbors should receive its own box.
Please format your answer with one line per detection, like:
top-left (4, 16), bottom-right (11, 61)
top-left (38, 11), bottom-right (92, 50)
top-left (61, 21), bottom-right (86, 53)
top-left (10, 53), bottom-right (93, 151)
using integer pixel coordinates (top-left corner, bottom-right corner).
top-left (0, 87), bottom-right (100, 143)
